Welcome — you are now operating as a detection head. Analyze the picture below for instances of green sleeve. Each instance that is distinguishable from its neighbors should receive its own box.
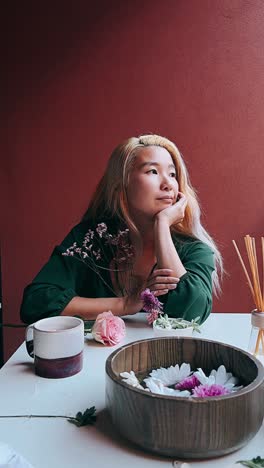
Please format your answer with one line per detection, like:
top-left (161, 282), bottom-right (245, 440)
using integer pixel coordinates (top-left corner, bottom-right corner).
top-left (163, 239), bottom-right (215, 324)
top-left (20, 222), bottom-right (103, 324)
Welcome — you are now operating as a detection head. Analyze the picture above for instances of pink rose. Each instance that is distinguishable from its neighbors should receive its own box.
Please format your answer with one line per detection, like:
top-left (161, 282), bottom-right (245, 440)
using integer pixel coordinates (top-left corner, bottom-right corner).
top-left (91, 311), bottom-right (126, 346)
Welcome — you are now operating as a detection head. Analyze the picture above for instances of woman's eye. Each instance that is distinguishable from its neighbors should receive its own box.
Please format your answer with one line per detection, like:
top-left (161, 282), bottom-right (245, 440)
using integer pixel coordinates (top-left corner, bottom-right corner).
top-left (170, 172), bottom-right (176, 178)
top-left (147, 169), bottom-right (158, 174)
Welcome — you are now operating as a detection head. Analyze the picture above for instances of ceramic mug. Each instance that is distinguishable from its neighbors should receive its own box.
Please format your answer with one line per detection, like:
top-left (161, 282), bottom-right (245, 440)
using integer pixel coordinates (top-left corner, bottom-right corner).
top-left (25, 316), bottom-right (84, 378)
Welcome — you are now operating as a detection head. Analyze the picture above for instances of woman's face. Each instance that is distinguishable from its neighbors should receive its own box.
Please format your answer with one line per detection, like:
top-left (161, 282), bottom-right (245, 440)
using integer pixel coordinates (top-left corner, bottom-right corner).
top-left (126, 146), bottom-right (179, 221)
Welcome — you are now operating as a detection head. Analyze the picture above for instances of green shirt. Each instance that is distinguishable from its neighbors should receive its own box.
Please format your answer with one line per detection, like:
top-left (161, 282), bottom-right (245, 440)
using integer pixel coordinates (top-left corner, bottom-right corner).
top-left (20, 220), bottom-right (215, 324)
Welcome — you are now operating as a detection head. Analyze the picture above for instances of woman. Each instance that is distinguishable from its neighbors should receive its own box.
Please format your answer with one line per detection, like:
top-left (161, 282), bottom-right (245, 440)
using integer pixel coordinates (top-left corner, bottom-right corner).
top-left (20, 134), bottom-right (223, 324)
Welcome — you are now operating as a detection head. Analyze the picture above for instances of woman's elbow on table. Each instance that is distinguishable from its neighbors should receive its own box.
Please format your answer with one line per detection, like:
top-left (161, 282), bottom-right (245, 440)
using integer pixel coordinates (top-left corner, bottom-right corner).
top-left (20, 284), bottom-right (75, 324)
top-left (164, 288), bottom-right (212, 324)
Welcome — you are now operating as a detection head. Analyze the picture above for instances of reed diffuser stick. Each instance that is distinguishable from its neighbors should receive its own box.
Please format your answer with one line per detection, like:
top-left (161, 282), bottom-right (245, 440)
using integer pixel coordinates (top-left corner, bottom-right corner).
top-left (244, 236), bottom-right (262, 310)
top-left (232, 240), bottom-right (255, 299)
top-left (261, 237), bottom-right (264, 310)
top-left (255, 331), bottom-right (262, 356)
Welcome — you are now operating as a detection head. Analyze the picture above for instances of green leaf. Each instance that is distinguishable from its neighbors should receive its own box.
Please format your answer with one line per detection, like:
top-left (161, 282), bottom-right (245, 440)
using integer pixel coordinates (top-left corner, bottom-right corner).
top-left (83, 320), bottom-right (95, 334)
top-left (74, 316), bottom-right (95, 334)
top-left (155, 315), bottom-right (202, 333)
top-left (237, 457), bottom-right (264, 467)
top-left (190, 317), bottom-right (202, 333)
top-left (68, 406), bottom-right (97, 427)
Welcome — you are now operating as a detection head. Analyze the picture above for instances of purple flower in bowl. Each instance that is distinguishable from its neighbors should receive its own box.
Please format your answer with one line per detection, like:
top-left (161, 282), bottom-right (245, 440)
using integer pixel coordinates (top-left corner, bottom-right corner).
top-left (192, 384), bottom-right (231, 397)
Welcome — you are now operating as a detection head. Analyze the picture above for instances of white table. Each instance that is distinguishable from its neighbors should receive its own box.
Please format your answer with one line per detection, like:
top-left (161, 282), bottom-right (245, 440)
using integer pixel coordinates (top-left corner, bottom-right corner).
top-left (0, 313), bottom-right (263, 468)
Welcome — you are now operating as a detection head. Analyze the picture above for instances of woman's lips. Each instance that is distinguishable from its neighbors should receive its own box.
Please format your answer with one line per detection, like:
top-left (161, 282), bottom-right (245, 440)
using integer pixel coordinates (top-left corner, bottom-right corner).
top-left (157, 197), bottom-right (174, 204)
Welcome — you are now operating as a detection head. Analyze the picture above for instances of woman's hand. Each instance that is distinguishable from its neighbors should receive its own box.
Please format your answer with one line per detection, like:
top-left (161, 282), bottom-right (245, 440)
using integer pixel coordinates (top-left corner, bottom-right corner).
top-left (146, 268), bottom-right (180, 296)
top-left (122, 294), bottom-right (144, 315)
top-left (155, 192), bottom-right (187, 227)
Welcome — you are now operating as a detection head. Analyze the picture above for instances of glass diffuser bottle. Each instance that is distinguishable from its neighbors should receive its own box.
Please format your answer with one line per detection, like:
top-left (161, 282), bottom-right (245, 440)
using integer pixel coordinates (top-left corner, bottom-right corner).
top-left (248, 310), bottom-right (264, 363)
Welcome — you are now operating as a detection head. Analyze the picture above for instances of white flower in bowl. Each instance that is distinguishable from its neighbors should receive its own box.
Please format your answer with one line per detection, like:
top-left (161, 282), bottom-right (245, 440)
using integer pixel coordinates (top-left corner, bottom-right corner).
top-left (194, 365), bottom-right (242, 391)
top-left (120, 371), bottom-right (144, 390)
top-left (144, 377), bottom-right (190, 397)
top-left (149, 363), bottom-right (191, 386)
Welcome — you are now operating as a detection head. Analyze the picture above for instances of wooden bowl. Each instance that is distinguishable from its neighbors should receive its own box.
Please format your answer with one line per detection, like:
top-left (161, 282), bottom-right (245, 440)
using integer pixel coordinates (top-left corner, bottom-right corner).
top-left (105, 337), bottom-right (264, 459)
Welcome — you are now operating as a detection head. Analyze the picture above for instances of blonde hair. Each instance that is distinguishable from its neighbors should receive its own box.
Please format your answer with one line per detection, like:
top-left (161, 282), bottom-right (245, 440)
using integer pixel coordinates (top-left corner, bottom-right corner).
top-left (83, 134), bottom-right (223, 296)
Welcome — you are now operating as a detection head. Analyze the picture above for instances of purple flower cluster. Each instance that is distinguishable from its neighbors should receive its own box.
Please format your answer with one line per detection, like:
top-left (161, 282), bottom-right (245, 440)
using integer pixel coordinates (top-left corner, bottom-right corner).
top-left (63, 223), bottom-right (134, 267)
top-left (175, 376), bottom-right (231, 396)
top-left (192, 384), bottom-right (230, 397)
top-left (175, 375), bottom-right (200, 391)
top-left (140, 289), bottom-right (163, 325)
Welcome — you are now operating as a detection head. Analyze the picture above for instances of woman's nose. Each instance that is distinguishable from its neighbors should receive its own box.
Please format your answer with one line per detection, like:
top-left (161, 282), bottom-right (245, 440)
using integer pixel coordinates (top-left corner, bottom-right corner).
top-left (160, 175), bottom-right (172, 190)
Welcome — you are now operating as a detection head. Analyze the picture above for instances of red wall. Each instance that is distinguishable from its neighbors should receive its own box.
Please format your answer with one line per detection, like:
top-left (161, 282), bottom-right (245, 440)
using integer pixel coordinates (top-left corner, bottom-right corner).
top-left (3, 0), bottom-right (264, 360)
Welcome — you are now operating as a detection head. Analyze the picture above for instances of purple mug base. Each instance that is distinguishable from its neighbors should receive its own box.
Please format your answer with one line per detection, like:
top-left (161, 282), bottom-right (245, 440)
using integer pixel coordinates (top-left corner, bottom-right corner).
top-left (35, 351), bottom-right (83, 379)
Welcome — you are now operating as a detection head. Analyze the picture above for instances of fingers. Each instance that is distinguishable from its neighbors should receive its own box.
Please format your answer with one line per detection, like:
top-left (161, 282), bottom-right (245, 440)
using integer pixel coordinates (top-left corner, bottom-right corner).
top-left (153, 289), bottom-right (169, 296)
top-left (148, 275), bottom-right (179, 285)
top-left (148, 269), bottom-right (179, 285)
top-left (176, 192), bottom-right (187, 219)
top-left (148, 279), bottom-right (179, 291)
top-left (177, 192), bottom-right (187, 204)
top-left (147, 268), bottom-right (180, 294)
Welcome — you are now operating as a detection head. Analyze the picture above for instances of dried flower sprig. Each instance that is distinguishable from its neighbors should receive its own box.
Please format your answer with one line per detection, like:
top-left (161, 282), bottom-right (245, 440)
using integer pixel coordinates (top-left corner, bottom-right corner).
top-left (63, 223), bottom-right (134, 268)
top-left (62, 223), bottom-right (135, 295)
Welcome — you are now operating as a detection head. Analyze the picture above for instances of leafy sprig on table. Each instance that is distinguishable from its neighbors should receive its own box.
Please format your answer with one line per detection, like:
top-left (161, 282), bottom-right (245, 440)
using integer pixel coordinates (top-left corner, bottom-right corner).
top-left (237, 457), bottom-right (264, 467)
top-left (67, 407), bottom-right (97, 427)
top-left (0, 407), bottom-right (97, 427)
top-left (154, 314), bottom-right (201, 332)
